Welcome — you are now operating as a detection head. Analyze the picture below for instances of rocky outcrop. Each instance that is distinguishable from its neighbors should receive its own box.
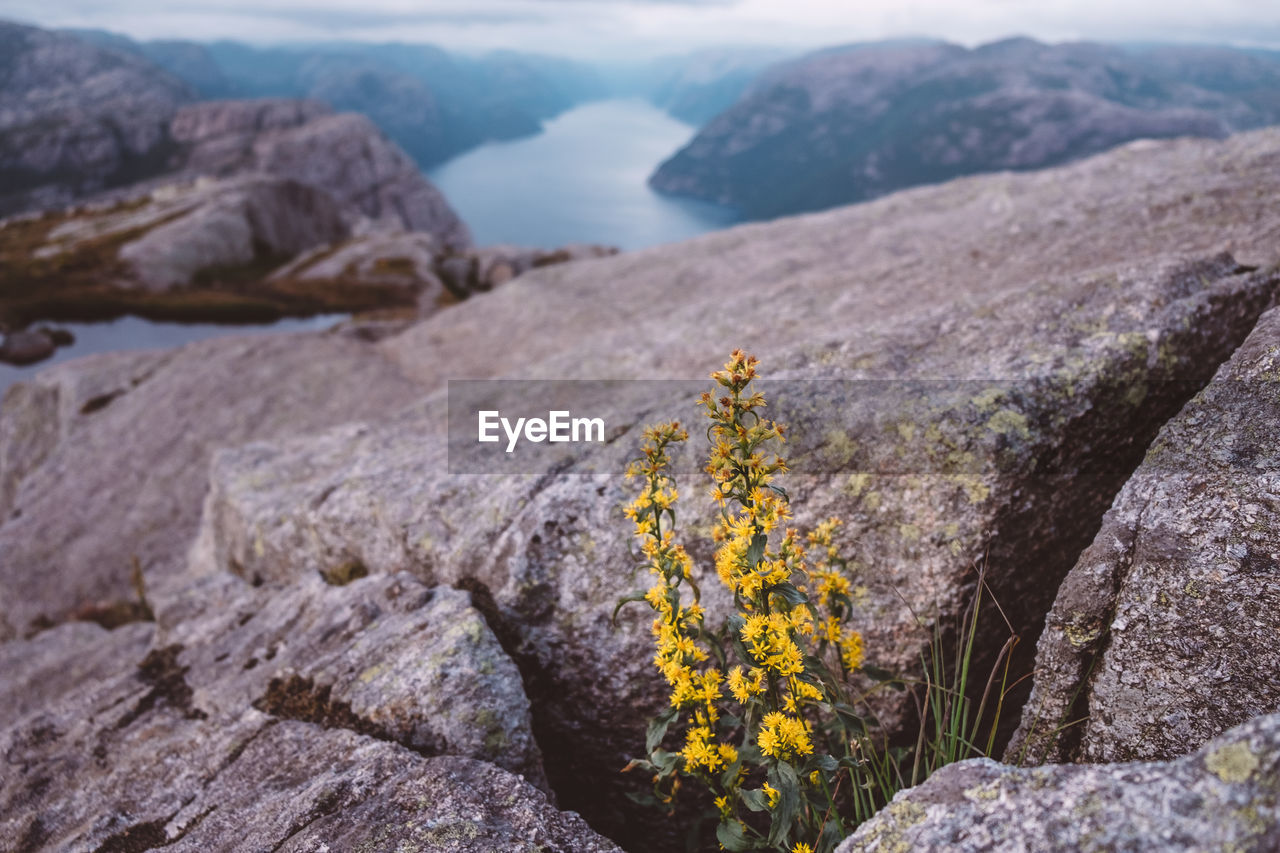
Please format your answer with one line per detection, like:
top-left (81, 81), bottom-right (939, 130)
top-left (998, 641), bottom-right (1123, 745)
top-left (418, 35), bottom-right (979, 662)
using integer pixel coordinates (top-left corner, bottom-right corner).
top-left (0, 23), bottom-right (470, 249)
top-left (837, 713), bottom-right (1280, 852)
top-left (0, 326), bottom-right (72, 366)
top-left (171, 99), bottom-right (471, 246)
top-left (116, 176), bottom-right (349, 291)
top-left (650, 37), bottom-right (1280, 218)
top-left (169, 98), bottom-right (331, 173)
top-left (1006, 304), bottom-right (1280, 766)
top-left (178, 130), bottom-right (1280, 843)
top-left (0, 96), bottom-right (475, 333)
top-left (0, 20), bottom-right (194, 216)
top-left (0, 21), bottom-right (603, 223)
top-left (270, 234), bottom-right (618, 320)
top-left (159, 573), bottom-right (546, 783)
top-left (6, 128), bottom-right (1280, 848)
top-left (0, 576), bottom-right (615, 851)
top-left (0, 184), bottom-right (605, 356)
top-left (0, 330), bottom-right (425, 639)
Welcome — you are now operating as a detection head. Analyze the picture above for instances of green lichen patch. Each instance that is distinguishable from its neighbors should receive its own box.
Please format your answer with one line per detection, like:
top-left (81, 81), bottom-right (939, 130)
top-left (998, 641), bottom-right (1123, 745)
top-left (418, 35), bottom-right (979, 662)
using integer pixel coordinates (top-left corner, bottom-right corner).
top-left (1205, 741), bottom-right (1259, 783)
top-left (320, 560), bottom-right (369, 587)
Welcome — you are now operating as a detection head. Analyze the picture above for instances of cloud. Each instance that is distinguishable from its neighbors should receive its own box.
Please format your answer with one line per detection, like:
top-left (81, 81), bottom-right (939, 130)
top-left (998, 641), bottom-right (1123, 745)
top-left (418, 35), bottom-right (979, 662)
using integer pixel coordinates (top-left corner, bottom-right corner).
top-left (5, 0), bottom-right (1280, 58)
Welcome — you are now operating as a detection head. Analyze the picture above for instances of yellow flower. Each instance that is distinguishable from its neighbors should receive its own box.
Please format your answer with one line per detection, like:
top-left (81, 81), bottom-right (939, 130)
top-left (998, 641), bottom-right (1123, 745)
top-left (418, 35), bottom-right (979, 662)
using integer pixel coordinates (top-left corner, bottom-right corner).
top-left (714, 795), bottom-right (731, 817)
top-left (792, 844), bottom-right (814, 853)
top-left (726, 666), bottom-right (765, 703)
top-left (758, 711), bottom-right (813, 760)
top-left (762, 782), bottom-right (779, 809)
top-left (680, 726), bottom-right (724, 773)
top-left (841, 630), bottom-right (866, 672)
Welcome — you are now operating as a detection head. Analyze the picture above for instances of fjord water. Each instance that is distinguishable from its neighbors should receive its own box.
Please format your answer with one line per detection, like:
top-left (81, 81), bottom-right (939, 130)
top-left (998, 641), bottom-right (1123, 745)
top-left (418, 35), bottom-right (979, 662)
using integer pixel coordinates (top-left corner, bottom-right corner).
top-left (3, 100), bottom-right (731, 391)
top-left (428, 98), bottom-right (738, 250)
top-left (0, 314), bottom-right (345, 394)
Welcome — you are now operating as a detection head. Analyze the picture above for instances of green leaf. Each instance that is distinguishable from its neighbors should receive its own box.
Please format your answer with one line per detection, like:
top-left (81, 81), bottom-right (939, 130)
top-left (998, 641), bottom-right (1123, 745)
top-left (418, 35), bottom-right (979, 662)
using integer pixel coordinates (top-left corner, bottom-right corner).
top-left (611, 590), bottom-right (648, 627)
top-left (647, 706), bottom-right (679, 754)
top-left (766, 762), bottom-right (802, 847)
top-left (745, 532), bottom-right (768, 568)
top-left (803, 654), bottom-right (838, 687)
top-left (651, 749), bottom-right (681, 775)
top-left (768, 581), bottom-right (809, 608)
top-left (621, 757), bottom-right (656, 774)
top-left (716, 820), bottom-right (752, 852)
top-left (809, 754), bottom-right (839, 773)
top-left (833, 702), bottom-right (860, 720)
top-left (818, 818), bottom-right (846, 853)
top-left (739, 787), bottom-right (771, 813)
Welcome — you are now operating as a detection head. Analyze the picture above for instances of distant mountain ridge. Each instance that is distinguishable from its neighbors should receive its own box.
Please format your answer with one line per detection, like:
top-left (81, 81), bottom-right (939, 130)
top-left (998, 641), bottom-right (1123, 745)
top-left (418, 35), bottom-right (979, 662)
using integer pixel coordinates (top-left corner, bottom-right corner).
top-left (643, 47), bottom-right (794, 124)
top-left (0, 21), bottom-right (196, 215)
top-left (66, 28), bottom-right (609, 169)
top-left (649, 36), bottom-right (1280, 218)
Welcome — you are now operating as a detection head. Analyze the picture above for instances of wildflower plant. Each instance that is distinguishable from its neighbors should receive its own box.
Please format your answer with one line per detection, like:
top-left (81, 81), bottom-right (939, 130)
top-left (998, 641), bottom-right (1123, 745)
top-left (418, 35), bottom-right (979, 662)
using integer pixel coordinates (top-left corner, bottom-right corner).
top-left (620, 351), bottom-right (880, 853)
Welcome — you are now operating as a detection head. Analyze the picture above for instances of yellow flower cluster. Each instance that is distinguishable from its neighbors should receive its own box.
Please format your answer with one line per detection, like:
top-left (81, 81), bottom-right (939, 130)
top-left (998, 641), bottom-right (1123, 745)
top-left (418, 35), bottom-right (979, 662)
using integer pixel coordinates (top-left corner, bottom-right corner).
top-left (741, 612), bottom-right (806, 677)
top-left (807, 517), bottom-right (867, 675)
top-left (626, 421), bottom-right (738, 775)
top-left (725, 665), bottom-right (765, 702)
top-left (758, 711), bottom-right (814, 760)
top-left (840, 629), bottom-right (866, 672)
top-left (680, 725), bottom-right (739, 773)
top-left (623, 351), bottom-right (876, 851)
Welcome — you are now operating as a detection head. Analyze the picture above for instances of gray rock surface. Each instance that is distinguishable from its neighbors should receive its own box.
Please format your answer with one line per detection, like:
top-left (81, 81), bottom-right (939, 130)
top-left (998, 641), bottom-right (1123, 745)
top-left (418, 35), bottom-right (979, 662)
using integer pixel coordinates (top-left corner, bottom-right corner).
top-left (6, 128), bottom-right (1280, 847)
top-left (269, 235), bottom-right (618, 319)
top-left (187, 130), bottom-right (1280, 840)
top-left (0, 20), bottom-right (194, 216)
top-left (651, 37), bottom-right (1280, 218)
top-left (0, 618), bottom-right (154, 720)
top-left (837, 712), bottom-right (1280, 853)
top-left (1006, 305), bottom-right (1280, 766)
top-left (0, 328), bottom-right (56, 365)
top-left (161, 572), bottom-right (545, 784)
top-left (0, 329), bottom-right (424, 638)
top-left (170, 98), bottom-right (332, 172)
top-left (172, 100), bottom-right (471, 247)
top-left (111, 175), bottom-right (348, 290)
top-left (0, 594), bottom-right (610, 852)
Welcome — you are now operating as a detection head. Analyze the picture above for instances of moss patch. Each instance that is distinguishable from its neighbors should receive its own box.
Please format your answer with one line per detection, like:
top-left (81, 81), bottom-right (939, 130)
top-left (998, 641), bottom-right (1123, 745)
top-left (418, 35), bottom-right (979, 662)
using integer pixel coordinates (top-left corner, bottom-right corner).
top-left (0, 204), bottom-right (418, 328)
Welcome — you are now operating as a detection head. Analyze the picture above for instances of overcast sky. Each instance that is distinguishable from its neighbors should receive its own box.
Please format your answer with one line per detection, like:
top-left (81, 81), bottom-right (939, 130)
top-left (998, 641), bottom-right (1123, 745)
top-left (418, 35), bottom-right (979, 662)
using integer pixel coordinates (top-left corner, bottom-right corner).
top-left (5, 0), bottom-right (1280, 59)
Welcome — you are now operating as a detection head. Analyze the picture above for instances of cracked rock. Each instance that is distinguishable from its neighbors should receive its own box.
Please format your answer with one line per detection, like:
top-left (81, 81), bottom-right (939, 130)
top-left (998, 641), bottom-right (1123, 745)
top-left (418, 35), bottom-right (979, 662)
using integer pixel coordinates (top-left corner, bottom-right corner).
top-left (1008, 304), bottom-right (1280, 765)
top-left (0, 572), bottom-right (571, 849)
top-left (838, 712), bottom-right (1280, 853)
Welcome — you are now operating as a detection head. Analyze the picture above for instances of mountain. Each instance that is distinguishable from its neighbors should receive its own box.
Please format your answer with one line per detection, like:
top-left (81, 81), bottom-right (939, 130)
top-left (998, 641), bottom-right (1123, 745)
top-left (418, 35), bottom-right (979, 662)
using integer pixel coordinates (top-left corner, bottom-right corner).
top-left (0, 25), bottom-right (472, 237)
top-left (68, 30), bottom-right (607, 168)
top-left (0, 20), bottom-right (195, 216)
top-left (644, 47), bottom-right (794, 125)
top-left (68, 28), bottom-right (236, 97)
top-left (650, 37), bottom-right (1280, 218)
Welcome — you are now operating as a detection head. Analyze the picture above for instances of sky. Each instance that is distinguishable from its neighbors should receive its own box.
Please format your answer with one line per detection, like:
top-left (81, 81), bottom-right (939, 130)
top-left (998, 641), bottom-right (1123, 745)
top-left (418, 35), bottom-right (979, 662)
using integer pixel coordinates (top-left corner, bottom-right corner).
top-left (4, 0), bottom-right (1280, 59)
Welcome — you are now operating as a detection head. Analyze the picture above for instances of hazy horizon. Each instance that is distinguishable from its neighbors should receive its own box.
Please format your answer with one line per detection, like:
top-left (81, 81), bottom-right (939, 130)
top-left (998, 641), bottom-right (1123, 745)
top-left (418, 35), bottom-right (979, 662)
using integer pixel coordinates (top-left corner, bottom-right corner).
top-left (4, 1), bottom-right (1280, 61)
